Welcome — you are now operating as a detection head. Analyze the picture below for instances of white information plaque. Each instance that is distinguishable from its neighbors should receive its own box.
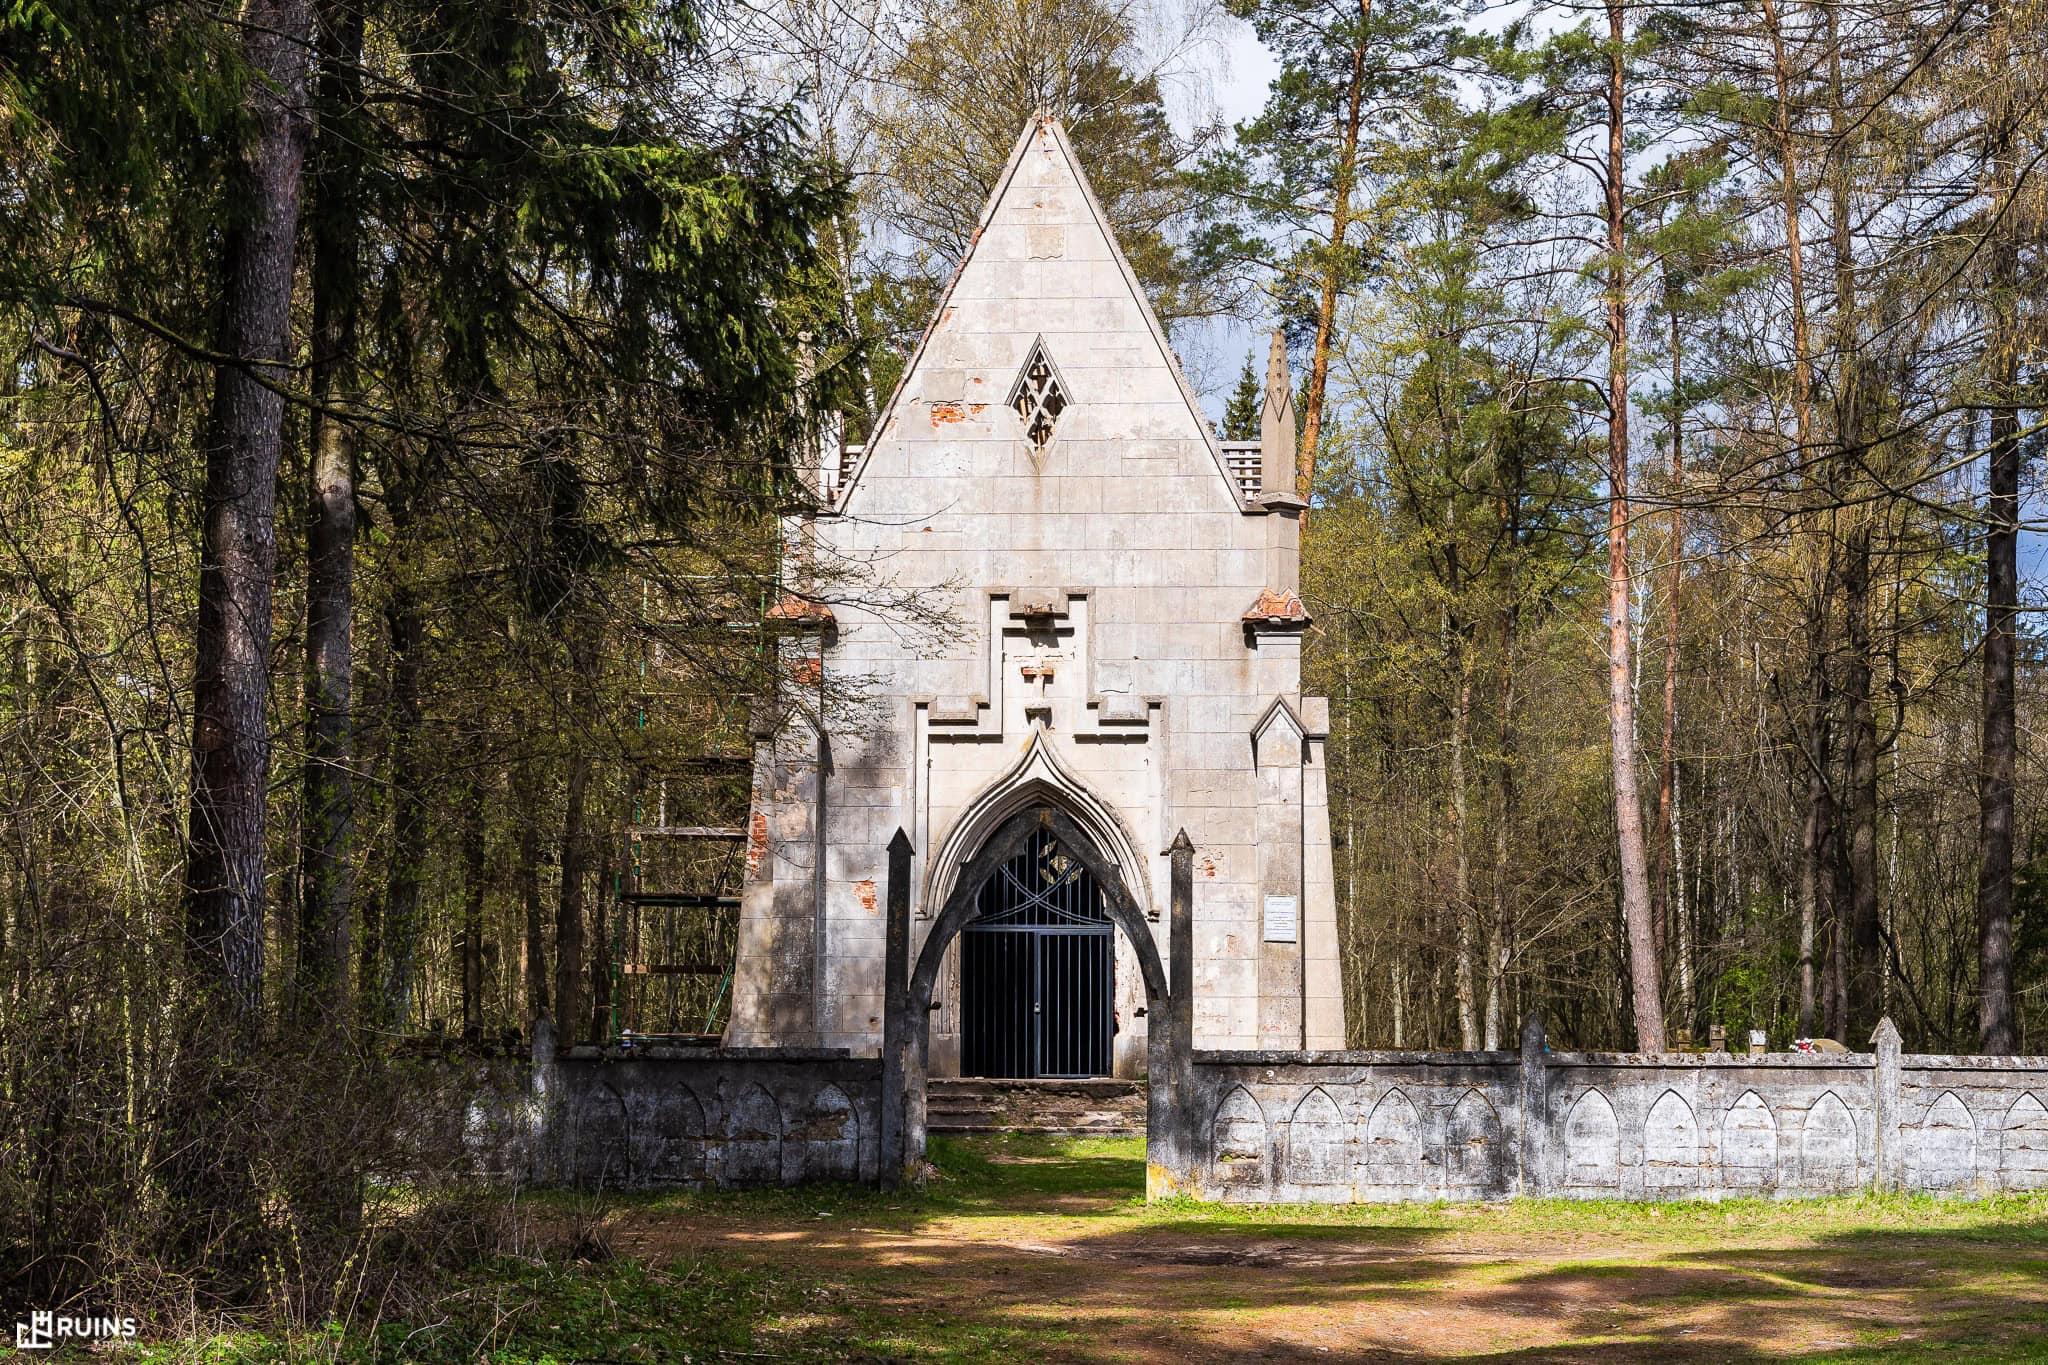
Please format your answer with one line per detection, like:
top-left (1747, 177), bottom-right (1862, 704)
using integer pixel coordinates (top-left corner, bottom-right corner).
top-left (1263, 894), bottom-right (1299, 943)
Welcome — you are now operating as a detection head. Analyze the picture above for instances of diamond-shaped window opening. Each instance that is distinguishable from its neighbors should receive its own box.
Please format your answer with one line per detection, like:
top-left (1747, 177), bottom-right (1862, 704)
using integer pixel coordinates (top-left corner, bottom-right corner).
top-left (1008, 338), bottom-right (1070, 450)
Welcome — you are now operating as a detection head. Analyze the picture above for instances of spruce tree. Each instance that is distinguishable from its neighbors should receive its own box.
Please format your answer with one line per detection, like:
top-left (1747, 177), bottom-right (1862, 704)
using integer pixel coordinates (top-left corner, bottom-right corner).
top-left (1222, 357), bottom-right (1262, 439)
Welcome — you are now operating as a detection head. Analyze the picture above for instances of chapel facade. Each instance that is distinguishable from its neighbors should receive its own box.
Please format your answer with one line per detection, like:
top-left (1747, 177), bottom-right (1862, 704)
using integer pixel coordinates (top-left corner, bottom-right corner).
top-left (725, 116), bottom-right (1344, 1076)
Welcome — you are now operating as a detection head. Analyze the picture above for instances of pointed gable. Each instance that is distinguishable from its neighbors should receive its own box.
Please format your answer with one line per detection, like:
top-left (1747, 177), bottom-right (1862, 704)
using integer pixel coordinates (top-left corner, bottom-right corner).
top-left (1251, 697), bottom-right (1307, 770)
top-left (1252, 696), bottom-right (1306, 747)
top-left (833, 116), bottom-right (1245, 513)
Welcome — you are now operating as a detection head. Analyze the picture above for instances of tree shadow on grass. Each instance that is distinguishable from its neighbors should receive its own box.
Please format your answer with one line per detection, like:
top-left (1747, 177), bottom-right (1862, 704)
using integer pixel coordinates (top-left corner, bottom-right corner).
top-left (914, 1217), bottom-right (2048, 1361)
top-left (796, 1214), bottom-right (2046, 1359)
top-left (1450, 1227), bottom-right (2048, 1360)
top-left (166, 1136), bottom-right (2048, 1362)
top-left (165, 1253), bottom-right (804, 1364)
top-left (577, 1140), bottom-right (2048, 1362)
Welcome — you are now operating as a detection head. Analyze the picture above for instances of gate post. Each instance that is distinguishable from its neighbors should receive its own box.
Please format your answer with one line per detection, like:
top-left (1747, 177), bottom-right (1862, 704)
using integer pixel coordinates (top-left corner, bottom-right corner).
top-left (1518, 1010), bottom-right (1548, 1195)
top-left (1871, 1016), bottom-right (1902, 1192)
top-left (880, 827), bottom-right (915, 1189)
top-left (1148, 829), bottom-right (1197, 1198)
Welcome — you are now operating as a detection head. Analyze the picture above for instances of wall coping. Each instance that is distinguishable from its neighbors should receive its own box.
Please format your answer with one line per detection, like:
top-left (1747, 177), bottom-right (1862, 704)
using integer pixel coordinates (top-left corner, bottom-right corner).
top-left (1548, 1051), bottom-right (1875, 1069)
top-left (1901, 1054), bottom-right (2048, 1071)
top-left (559, 1045), bottom-right (870, 1065)
top-left (1195, 1046), bottom-right (2048, 1072)
top-left (1195, 1049), bottom-right (1519, 1067)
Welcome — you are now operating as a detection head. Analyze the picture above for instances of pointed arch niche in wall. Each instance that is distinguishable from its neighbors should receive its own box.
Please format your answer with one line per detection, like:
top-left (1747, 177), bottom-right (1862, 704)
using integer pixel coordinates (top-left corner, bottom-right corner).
top-left (922, 723), bottom-right (1157, 921)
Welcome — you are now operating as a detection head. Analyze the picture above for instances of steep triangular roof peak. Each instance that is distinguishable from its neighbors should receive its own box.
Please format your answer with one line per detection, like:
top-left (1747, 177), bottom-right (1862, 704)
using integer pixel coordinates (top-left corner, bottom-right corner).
top-left (832, 115), bottom-right (1246, 511)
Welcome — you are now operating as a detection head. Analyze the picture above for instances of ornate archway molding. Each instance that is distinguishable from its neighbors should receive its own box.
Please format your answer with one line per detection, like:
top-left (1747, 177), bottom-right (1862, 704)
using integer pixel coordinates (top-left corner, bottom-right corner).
top-left (911, 804), bottom-right (1166, 1014)
top-left (922, 722), bottom-right (1156, 920)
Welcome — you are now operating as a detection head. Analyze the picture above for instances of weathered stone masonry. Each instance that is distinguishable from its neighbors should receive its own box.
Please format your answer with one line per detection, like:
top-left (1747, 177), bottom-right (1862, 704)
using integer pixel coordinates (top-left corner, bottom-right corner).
top-left (497, 1010), bottom-right (2048, 1198)
top-left (512, 825), bottom-right (2048, 1200)
top-left (531, 1041), bottom-right (882, 1189)
top-left (1178, 1017), bottom-right (2048, 1202)
top-left (726, 114), bottom-right (1345, 1071)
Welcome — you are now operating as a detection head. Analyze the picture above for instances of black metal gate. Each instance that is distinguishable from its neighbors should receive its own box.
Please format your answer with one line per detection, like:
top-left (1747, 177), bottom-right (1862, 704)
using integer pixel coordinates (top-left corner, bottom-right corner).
top-left (961, 826), bottom-right (1114, 1078)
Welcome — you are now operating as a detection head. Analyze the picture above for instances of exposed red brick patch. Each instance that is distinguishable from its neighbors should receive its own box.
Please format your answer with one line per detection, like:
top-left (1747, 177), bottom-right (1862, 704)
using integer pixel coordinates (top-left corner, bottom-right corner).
top-left (929, 401), bottom-right (986, 426)
top-left (1242, 588), bottom-right (1311, 626)
top-left (790, 655), bottom-right (822, 687)
top-left (855, 879), bottom-right (877, 913)
top-left (747, 811), bottom-right (769, 879)
top-left (1200, 856), bottom-right (1219, 879)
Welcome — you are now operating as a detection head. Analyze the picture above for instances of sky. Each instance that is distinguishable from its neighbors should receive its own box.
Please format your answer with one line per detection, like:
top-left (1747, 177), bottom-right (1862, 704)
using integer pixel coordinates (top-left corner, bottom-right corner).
top-left (1167, 14), bottom-right (1279, 421)
top-left (1212, 16), bottom-right (1281, 127)
top-left (1161, 16), bottom-right (2041, 595)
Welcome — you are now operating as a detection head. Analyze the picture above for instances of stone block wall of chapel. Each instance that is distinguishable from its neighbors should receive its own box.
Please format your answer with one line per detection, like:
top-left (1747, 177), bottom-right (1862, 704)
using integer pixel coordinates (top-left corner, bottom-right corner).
top-left (726, 122), bottom-right (1343, 1060)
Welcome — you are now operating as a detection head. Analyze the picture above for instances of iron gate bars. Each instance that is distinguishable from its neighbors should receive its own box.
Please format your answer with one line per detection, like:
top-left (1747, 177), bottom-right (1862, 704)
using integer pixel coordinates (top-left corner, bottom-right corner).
top-left (962, 827), bottom-right (1114, 1078)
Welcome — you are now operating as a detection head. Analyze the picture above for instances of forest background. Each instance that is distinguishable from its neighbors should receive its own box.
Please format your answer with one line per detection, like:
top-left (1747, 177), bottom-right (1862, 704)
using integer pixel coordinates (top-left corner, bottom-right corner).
top-left (0, 0), bottom-right (2043, 1310)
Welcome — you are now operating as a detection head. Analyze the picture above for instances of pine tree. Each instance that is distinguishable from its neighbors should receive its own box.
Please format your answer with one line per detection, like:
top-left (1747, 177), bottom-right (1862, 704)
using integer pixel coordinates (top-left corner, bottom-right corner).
top-left (1222, 357), bottom-right (1262, 439)
top-left (184, 0), bottom-right (317, 1026)
top-left (1190, 0), bottom-right (1456, 500)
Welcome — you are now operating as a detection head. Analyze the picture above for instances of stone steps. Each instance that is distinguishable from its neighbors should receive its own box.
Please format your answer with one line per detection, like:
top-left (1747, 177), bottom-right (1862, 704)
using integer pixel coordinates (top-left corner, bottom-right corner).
top-left (927, 1077), bottom-right (1147, 1135)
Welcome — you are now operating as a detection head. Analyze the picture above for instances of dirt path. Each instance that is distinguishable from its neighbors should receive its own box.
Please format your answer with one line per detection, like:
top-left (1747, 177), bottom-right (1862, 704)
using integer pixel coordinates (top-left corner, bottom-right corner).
top-left (604, 1139), bottom-right (2048, 1362)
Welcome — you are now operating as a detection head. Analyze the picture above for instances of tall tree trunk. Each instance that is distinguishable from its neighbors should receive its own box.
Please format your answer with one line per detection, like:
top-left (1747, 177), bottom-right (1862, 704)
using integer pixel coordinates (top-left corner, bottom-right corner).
top-left (1391, 958), bottom-right (1406, 1048)
top-left (834, 213), bottom-right (877, 426)
top-left (1842, 522), bottom-right (1883, 1036)
top-left (1672, 756), bottom-right (1692, 1022)
top-left (1760, 0), bottom-right (1823, 1049)
top-left (555, 651), bottom-right (595, 1047)
top-left (297, 0), bottom-right (366, 1031)
top-left (555, 759), bottom-right (588, 1047)
top-left (1797, 643), bottom-right (1833, 1039)
top-left (1978, 361), bottom-right (2021, 1055)
top-left (376, 589), bottom-right (427, 1031)
top-left (1295, 0), bottom-right (1375, 508)
top-left (1761, 0), bottom-right (1816, 452)
top-left (1831, 812), bottom-right (1853, 1042)
top-left (462, 772), bottom-right (487, 1041)
top-left (1604, 0), bottom-right (1665, 1051)
top-left (1486, 448), bottom-right (1522, 1051)
top-left (1651, 275), bottom-right (1686, 1029)
top-left (1976, 0), bottom-right (2021, 1056)
top-left (517, 757), bottom-right (548, 1026)
top-left (1450, 638), bottom-right (1478, 1049)
top-left (589, 805), bottom-right (615, 1044)
top-left (184, 0), bottom-right (317, 1024)
top-left (1822, 6), bottom-right (1882, 1040)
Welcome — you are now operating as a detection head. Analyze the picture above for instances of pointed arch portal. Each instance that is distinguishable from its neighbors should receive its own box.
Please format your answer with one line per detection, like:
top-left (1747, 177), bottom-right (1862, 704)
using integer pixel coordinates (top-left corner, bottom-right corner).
top-left (884, 805), bottom-right (1183, 1187)
top-left (912, 804), bottom-right (1167, 1022)
top-left (961, 823), bottom-right (1116, 1078)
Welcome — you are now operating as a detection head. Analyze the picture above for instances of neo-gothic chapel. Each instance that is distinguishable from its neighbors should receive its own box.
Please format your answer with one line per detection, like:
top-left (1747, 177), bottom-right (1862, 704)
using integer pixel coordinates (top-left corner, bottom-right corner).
top-left (728, 115), bottom-right (1345, 1076)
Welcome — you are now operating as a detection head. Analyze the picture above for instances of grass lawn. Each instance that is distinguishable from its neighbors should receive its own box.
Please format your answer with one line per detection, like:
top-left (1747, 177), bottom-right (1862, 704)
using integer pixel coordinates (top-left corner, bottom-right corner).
top-left (140, 1134), bottom-right (2048, 1362)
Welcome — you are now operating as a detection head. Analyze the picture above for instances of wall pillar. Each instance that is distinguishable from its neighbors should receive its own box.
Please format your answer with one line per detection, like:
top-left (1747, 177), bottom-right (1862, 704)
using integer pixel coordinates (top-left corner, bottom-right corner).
top-left (879, 828), bottom-right (915, 1189)
top-left (1518, 1010), bottom-right (1547, 1196)
top-left (1148, 829), bottom-right (1198, 1198)
top-left (1252, 703), bottom-right (1307, 1048)
top-left (1871, 1015), bottom-right (1902, 1191)
top-left (527, 1012), bottom-right (558, 1184)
